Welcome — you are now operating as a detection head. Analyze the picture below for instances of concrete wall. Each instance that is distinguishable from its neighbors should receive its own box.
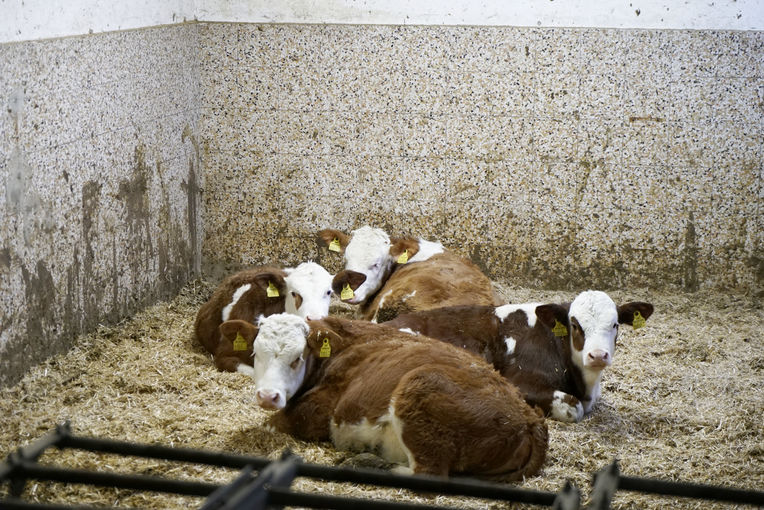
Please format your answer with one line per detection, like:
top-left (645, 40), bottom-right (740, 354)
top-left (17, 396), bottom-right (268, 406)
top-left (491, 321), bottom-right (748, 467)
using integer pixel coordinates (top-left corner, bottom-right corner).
top-left (199, 23), bottom-right (762, 293)
top-left (1, 0), bottom-right (762, 387)
top-left (0, 25), bottom-right (203, 386)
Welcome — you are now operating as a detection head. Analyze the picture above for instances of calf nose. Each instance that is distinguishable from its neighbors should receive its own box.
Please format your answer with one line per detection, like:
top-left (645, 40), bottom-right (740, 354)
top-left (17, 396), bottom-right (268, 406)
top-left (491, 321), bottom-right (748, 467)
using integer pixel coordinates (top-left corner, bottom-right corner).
top-left (256, 389), bottom-right (282, 409)
top-left (587, 349), bottom-right (610, 368)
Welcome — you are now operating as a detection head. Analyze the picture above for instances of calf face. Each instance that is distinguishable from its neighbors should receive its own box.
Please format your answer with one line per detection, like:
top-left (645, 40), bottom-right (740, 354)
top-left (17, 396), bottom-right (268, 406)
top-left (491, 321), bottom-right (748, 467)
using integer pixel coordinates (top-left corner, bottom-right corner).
top-left (283, 262), bottom-right (333, 321)
top-left (318, 226), bottom-right (444, 305)
top-left (251, 313), bottom-right (312, 409)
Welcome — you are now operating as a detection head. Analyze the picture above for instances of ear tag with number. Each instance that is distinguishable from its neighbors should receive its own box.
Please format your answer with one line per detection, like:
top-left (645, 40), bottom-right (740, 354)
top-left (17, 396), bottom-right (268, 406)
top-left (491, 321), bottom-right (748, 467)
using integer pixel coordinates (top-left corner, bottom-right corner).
top-left (267, 281), bottom-right (280, 298)
top-left (632, 310), bottom-right (646, 330)
top-left (329, 237), bottom-right (342, 252)
top-left (341, 283), bottom-right (354, 300)
top-left (552, 320), bottom-right (568, 337)
top-left (397, 249), bottom-right (409, 264)
top-left (319, 338), bottom-right (332, 358)
top-left (233, 332), bottom-right (248, 351)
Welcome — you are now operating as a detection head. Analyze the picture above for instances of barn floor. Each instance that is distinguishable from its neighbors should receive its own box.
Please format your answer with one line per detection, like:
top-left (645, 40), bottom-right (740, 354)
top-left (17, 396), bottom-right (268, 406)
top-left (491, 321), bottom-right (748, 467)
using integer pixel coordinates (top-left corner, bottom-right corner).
top-left (0, 277), bottom-right (762, 509)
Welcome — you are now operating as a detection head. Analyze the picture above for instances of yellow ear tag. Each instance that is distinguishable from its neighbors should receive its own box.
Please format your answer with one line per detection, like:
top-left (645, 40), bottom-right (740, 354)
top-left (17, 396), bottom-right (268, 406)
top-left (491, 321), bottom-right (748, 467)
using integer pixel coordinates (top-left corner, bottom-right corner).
top-left (233, 332), bottom-right (248, 351)
top-left (319, 338), bottom-right (331, 358)
top-left (552, 320), bottom-right (568, 337)
top-left (266, 281), bottom-right (280, 298)
top-left (329, 238), bottom-right (341, 252)
top-left (632, 310), bottom-right (646, 330)
top-left (397, 249), bottom-right (409, 264)
top-left (341, 283), bottom-right (354, 300)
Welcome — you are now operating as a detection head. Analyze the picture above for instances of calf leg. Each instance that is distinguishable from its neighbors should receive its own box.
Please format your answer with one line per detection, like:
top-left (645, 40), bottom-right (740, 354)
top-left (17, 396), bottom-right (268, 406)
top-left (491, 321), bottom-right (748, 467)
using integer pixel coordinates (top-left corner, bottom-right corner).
top-left (267, 386), bottom-right (336, 441)
top-left (522, 386), bottom-right (583, 423)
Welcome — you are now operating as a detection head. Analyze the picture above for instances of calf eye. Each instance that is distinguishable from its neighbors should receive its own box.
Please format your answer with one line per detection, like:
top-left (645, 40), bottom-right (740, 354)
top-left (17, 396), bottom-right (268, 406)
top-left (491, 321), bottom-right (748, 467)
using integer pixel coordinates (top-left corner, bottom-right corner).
top-left (326, 290), bottom-right (332, 296)
top-left (290, 357), bottom-right (303, 370)
top-left (291, 291), bottom-right (297, 297)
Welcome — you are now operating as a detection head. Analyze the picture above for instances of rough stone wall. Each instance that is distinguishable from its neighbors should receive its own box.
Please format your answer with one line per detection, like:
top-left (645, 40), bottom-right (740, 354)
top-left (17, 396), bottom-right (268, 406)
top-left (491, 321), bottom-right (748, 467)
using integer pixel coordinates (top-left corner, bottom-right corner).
top-left (0, 24), bottom-right (203, 387)
top-left (199, 23), bottom-right (762, 294)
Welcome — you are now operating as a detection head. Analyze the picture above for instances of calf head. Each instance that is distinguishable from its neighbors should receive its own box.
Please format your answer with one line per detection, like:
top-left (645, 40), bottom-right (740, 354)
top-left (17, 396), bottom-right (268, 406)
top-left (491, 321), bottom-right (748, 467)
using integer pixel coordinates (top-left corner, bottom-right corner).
top-left (319, 226), bottom-right (420, 304)
top-left (283, 262), bottom-right (333, 321)
top-left (536, 291), bottom-right (654, 374)
top-left (251, 313), bottom-right (312, 410)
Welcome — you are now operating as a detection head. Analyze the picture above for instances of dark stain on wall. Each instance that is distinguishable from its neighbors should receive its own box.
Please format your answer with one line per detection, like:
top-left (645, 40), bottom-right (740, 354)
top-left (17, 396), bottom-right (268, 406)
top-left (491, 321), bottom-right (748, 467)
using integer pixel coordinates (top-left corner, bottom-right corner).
top-left (82, 180), bottom-right (103, 330)
top-left (21, 261), bottom-right (57, 354)
top-left (683, 212), bottom-right (699, 292)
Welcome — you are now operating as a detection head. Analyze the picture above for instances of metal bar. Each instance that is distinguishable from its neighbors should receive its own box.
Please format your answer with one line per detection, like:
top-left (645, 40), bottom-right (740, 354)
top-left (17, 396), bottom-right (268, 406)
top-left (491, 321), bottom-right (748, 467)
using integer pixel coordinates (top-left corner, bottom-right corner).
top-left (617, 475), bottom-right (764, 506)
top-left (215, 454), bottom-right (299, 510)
top-left (587, 460), bottom-right (619, 510)
top-left (552, 481), bottom-right (581, 510)
top-left (14, 461), bottom-right (221, 497)
top-left (2, 423), bottom-right (72, 497)
top-left (0, 499), bottom-right (119, 510)
top-left (58, 435), bottom-right (269, 471)
top-left (295, 463), bottom-right (559, 506)
top-left (200, 466), bottom-right (256, 510)
top-left (59, 431), bottom-right (559, 506)
top-left (266, 487), bottom-right (472, 510)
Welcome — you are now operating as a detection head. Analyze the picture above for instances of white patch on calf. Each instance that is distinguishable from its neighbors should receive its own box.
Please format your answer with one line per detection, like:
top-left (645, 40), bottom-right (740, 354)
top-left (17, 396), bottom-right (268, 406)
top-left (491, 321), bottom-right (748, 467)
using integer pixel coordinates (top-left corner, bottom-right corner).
top-left (222, 283), bottom-right (252, 322)
top-left (330, 413), bottom-right (408, 465)
top-left (401, 290), bottom-right (416, 301)
top-left (550, 390), bottom-right (584, 422)
top-left (504, 336), bottom-right (517, 355)
top-left (284, 262), bottom-right (333, 320)
top-left (495, 304), bottom-right (541, 326)
top-left (251, 314), bottom-right (311, 410)
top-left (236, 364), bottom-right (255, 377)
top-left (398, 328), bottom-right (418, 335)
top-left (408, 239), bottom-right (444, 262)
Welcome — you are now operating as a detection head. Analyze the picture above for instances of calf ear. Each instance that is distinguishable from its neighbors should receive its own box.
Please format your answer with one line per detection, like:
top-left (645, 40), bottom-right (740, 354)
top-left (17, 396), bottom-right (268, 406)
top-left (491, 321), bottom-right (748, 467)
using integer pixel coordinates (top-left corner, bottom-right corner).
top-left (534, 304), bottom-right (570, 330)
top-left (253, 272), bottom-right (287, 298)
top-left (219, 320), bottom-right (258, 343)
top-left (389, 238), bottom-right (420, 263)
top-left (617, 302), bottom-right (654, 326)
top-left (317, 229), bottom-right (349, 254)
top-left (306, 327), bottom-right (343, 358)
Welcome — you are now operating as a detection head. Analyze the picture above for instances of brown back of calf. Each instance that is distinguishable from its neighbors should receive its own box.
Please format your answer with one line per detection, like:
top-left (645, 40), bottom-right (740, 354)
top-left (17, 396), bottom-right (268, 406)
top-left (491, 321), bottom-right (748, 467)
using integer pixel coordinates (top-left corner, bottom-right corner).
top-left (363, 252), bottom-right (501, 322)
top-left (194, 267), bottom-right (287, 372)
top-left (277, 319), bottom-right (548, 478)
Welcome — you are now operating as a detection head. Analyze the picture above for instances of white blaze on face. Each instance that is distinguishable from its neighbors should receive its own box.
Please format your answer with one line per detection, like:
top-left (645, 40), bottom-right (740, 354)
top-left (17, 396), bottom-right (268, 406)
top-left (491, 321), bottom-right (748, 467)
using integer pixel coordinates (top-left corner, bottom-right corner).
top-left (251, 313), bottom-right (311, 410)
top-left (568, 290), bottom-right (619, 374)
top-left (342, 226), bottom-right (394, 303)
top-left (284, 262), bottom-right (333, 321)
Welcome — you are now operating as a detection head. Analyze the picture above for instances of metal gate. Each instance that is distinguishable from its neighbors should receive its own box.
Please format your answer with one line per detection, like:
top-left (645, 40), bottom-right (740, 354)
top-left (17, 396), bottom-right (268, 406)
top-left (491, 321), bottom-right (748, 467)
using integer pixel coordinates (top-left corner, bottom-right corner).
top-left (1, 423), bottom-right (762, 509)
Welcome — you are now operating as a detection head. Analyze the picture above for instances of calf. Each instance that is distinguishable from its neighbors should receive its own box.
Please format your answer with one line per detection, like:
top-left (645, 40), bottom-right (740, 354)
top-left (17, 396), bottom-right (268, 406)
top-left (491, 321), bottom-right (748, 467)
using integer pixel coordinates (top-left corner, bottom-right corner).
top-left (245, 313), bottom-right (548, 479)
top-left (318, 226), bottom-right (499, 321)
top-left (194, 262), bottom-right (333, 374)
top-left (387, 291), bottom-right (654, 422)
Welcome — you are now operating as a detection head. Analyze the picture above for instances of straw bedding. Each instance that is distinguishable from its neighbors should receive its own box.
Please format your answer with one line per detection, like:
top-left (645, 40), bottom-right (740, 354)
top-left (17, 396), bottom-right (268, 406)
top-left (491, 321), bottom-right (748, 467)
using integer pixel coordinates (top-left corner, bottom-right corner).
top-left (1, 276), bottom-right (761, 509)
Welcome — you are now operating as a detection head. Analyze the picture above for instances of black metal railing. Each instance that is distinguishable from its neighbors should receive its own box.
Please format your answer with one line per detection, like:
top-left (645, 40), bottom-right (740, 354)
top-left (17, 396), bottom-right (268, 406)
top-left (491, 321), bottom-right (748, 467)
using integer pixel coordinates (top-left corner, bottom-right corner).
top-left (1, 423), bottom-right (762, 510)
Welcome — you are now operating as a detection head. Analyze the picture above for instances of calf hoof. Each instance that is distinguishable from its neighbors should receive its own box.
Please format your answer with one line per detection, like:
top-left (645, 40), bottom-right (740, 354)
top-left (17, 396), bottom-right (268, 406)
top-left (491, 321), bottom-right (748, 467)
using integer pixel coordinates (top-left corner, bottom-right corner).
top-left (339, 453), bottom-right (395, 471)
top-left (550, 391), bottom-right (584, 422)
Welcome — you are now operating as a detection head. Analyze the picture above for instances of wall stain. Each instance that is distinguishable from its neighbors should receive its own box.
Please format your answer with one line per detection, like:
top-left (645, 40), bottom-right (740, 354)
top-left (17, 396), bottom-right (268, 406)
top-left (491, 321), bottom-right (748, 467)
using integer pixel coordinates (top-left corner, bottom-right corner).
top-left (683, 211), bottom-right (699, 292)
top-left (21, 261), bottom-right (57, 352)
top-left (82, 180), bottom-right (103, 329)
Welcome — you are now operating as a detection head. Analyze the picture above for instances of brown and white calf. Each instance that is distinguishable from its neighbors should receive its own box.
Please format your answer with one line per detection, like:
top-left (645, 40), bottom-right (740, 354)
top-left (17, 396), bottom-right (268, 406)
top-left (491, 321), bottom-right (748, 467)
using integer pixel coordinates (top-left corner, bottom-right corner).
top-left (194, 262), bottom-right (333, 374)
top-left (318, 226), bottom-right (499, 322)
top-left (240, 313), bottom-right (548, 479)
top-left (387, 291), bottom-right (654, 422)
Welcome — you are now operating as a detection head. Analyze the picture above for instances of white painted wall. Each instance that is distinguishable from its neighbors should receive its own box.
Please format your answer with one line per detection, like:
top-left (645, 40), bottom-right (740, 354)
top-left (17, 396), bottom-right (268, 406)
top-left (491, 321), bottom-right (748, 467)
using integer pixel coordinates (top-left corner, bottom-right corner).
top-left (1, 0), bottom-right (763, 43)
top-left (0, 0), bottom-right (195, 43)
top-left (198, 0), bottom-right (764, 31)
